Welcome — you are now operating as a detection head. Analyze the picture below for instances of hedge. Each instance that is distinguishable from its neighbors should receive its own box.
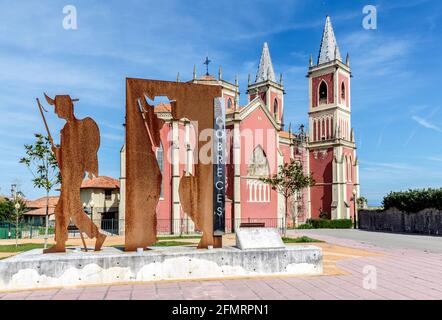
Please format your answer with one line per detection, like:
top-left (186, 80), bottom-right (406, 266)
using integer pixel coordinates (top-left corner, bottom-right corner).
top-left (297, 219), bottom-right (353, 229)
top-left (383, 188), bottom-right (442, 213)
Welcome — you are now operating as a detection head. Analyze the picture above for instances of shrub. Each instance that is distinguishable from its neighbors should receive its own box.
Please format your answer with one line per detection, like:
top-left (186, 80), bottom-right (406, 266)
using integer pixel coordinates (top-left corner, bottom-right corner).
top-left (297, 224), bottom-right (313, 229)
top-left (383, 188), bottom-right (442, 213)
top-left (297, 219), bottom-right (353, 229)
top-left (282, 236), bottom-right (323, 243)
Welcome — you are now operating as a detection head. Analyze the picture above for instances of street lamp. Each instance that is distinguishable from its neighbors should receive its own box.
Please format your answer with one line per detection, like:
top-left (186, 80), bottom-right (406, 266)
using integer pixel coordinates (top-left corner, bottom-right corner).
top-left (352, 189), bottom-right (357, 229)
top-left (14, 201), bottom-right (21, 247)
top-left (89, 200), bottom-right (95, 222)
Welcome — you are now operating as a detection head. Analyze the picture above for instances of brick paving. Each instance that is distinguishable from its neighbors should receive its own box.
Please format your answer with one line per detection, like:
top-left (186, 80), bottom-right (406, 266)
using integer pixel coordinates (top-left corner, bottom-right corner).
top-left (1, 232), bottom-right (441, 300)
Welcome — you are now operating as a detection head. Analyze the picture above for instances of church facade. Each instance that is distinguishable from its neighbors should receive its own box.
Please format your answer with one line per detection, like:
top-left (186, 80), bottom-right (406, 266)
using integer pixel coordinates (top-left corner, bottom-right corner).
top-left (119, 16), bottom-right (360, 233)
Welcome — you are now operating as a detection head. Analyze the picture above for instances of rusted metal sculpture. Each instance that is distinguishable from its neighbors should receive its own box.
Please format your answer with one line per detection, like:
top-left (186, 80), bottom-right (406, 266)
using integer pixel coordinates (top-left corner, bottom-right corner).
top-left (42, 94), bottom-right (107, 253)
top-left (125, 78), bottom-right (222, 250)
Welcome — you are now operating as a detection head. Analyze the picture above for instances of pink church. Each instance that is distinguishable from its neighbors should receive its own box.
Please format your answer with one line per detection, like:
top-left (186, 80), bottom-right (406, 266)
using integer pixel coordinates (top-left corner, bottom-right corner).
top-left (119, 16), bottom-right (360, 233)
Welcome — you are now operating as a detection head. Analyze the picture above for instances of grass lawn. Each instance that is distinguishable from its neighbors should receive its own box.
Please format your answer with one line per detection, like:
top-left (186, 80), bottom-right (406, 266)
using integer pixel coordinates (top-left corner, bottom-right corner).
top-left (282, 236), bottom-right (323, 243)
top-left (153, 241), bottom-right (194, 247)
top-left (0, 243), bottom-right (46, 253)
top-left (157, 235), bottom-right (201, 240)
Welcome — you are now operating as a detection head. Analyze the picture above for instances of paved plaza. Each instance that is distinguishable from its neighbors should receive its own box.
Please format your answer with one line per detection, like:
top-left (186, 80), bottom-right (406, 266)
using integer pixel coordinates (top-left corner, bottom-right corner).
top-left (1, 230), bottom-right (441, 300)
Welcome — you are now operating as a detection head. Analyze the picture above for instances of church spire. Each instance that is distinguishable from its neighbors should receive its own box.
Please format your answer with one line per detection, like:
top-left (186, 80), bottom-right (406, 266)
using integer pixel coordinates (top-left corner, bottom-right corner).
top-left (255, 42), bottom-right (276, 83)
top-left (317, 16), bottom-right (342, 65)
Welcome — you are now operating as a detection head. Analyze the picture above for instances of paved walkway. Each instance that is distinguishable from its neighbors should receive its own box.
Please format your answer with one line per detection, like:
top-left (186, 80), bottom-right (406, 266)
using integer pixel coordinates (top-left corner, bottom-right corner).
top-left (289, 229), bottom-right (442, 253)
top-left (1, 231), bottom-right (442, 300)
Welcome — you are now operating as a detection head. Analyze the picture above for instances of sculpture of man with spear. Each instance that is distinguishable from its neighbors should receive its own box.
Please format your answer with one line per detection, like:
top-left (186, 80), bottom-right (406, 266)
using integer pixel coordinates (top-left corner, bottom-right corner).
top-left (37, 94), bottom-right (106, 253)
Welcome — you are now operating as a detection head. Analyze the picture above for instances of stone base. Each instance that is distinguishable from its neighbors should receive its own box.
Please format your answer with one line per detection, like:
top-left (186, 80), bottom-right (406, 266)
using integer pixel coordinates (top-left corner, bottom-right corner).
top-left (236, 228), bottom-right (285, 250)
top-left (0, 245), bottom-right (323, 292)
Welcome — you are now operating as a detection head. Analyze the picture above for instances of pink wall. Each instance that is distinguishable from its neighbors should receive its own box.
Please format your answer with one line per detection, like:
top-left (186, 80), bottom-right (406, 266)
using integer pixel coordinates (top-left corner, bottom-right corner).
top-left (343, 147), bottom-right (356, 220)
top-left (239, 107), bottom-right (278, 220)
top-left (224, 93), bottom-right (235, 110)
top-left (156, 123), bottom-right (172, 226)
top-left (249, 92), bottom-right (267, 105)
top-left (309, 148), bottom-right (333, 219)
top-left (312, 73), bottom-right (334, 107)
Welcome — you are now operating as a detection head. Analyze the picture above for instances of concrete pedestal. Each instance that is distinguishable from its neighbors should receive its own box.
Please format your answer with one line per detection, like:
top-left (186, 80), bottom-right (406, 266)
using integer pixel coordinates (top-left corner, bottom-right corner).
top-left (0, 245), bottom-right (322, 292)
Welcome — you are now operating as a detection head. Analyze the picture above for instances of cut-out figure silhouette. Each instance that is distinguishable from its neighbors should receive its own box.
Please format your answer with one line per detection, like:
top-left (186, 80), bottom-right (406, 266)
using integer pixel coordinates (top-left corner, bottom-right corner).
top-left (43, 94), bottom-right (106, 253)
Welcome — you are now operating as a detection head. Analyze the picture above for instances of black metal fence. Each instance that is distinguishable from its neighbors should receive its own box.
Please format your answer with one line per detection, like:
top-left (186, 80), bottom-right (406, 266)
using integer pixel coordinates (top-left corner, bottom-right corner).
top-left (0, 217), bottom-right (286, 239)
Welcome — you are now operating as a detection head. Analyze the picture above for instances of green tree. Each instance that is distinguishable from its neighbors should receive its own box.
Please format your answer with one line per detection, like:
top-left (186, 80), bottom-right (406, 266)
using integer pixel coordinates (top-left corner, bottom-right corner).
top-left (19, 133), bottom-right (60, 249)
top-left (357, 196), bottom-right (368, 210)
top-left (0, 198), bottom-right (14, 221)
top-left (260, 160), bottom-right (315, 227)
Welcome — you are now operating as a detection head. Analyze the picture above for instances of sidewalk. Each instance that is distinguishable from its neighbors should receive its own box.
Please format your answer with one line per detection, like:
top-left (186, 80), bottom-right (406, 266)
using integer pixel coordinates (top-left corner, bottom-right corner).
top-left (2, 231), bottom-right (441, 300)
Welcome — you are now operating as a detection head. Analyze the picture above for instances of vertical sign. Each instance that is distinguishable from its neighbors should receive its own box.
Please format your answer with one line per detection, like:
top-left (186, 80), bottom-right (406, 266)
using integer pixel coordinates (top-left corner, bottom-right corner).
top-left (213, 97), bottom-right (226, 235)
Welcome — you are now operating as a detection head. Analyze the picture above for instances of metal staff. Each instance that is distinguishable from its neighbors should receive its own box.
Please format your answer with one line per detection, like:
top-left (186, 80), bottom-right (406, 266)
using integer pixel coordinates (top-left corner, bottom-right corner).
top-left (36, 98), bottom-right (54, 148)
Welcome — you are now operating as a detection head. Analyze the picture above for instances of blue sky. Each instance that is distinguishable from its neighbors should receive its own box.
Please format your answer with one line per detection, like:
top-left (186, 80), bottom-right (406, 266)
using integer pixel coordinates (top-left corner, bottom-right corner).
top-left (0, 0), bottom-right (441, 205)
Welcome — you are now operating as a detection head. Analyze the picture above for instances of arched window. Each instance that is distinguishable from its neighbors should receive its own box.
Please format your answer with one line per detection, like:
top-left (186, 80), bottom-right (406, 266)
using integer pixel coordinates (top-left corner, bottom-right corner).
top-left (341, 82), bottom-right (346, 100)
top-left (319, 81), bottom-right (328, 105)
top-left (247, 145), bottom-right (270, 177)
top-left (273, 99), bottom-right (278, 117)
top-left (227, 98), bottom-right (232, 109)
top-left (156, 143), bottom-right (164, 198)
top-left (247, 146), bottom-right (270, 203)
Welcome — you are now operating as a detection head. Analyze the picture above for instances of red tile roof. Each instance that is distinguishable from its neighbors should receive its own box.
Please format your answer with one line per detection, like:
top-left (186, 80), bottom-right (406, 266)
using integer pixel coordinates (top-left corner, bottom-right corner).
top-left (26, 196), bottom-right (59, 210)
top-left (279, 131), bottom-right (295, 139)
top-left (25, 207), bottom-right (56, 216)
top-left (200, 75), bottom-right (216, 81)
top-left (154, 102), bottom-right (171, 113)
top-left (81, 176), bottom-right (120, 189)
top-left (25, 196), bottom-right (59, 217)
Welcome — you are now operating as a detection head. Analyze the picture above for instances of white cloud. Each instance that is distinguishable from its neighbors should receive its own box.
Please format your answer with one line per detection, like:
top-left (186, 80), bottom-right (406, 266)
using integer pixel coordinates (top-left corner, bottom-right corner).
top-left (412, 115), bottom-right (442, 132)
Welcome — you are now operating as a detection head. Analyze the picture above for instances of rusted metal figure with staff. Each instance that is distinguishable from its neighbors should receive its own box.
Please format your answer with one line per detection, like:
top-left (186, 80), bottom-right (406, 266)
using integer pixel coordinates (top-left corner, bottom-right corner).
top-left (37, 94), bottom-right (107, 253)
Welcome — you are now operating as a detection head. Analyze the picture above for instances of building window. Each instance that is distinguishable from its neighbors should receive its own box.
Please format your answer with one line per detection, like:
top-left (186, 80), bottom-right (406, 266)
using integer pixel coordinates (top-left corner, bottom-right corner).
top-left (105, 190), bottom-right (112, 201)
top-left (247, 146), bottom-right (271, 203)
top-left (273, 98), bottom-right (278, 117)
top-left (341, 82), bottom-right (346, 100)
top-left (319, 81), bottom-right (328, 105)
top-left (157, 142), bottom-right (164, 198)
top-left (227, 98), bottom-right (232, 109)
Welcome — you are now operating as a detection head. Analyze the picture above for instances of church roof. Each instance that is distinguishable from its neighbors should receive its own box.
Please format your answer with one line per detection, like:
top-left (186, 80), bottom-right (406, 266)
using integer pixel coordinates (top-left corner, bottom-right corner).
top-left (317, 16), bottom-right (342, 65)
top-left (256, 42), bottom-right (276, 83)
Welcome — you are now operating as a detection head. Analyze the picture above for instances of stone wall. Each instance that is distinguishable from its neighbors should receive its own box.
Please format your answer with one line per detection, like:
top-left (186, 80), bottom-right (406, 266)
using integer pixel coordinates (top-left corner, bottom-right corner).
top-left (358, 208), bottom-right (442, 236)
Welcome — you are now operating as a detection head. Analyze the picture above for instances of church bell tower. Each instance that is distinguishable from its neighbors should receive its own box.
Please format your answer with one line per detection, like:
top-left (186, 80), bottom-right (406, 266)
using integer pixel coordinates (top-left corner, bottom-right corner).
top-left (307, 16), bottom-right (360, 221)
top-left (247, 42), bottom-right (285, 127)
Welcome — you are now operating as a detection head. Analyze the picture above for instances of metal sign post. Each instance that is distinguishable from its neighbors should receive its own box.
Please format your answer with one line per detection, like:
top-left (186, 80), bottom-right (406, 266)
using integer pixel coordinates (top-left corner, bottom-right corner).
top-left (213, 97), bottom-right (226, 247)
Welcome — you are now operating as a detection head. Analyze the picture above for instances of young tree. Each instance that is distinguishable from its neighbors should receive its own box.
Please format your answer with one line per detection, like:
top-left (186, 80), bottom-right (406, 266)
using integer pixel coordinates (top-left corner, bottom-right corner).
top-left (260, 160), bottom-right (315, 227)
top-left (20, 133), bottom-right (60, 249)
top-left (9, 191), bottom-right (26, 247)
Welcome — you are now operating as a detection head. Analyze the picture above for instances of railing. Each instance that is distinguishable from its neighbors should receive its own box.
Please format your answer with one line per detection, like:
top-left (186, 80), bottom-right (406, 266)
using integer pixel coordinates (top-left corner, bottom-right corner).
top-left (0, 217), bottom-right (286, 239)
top-left (0, 222), bottom-right (52, 239)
